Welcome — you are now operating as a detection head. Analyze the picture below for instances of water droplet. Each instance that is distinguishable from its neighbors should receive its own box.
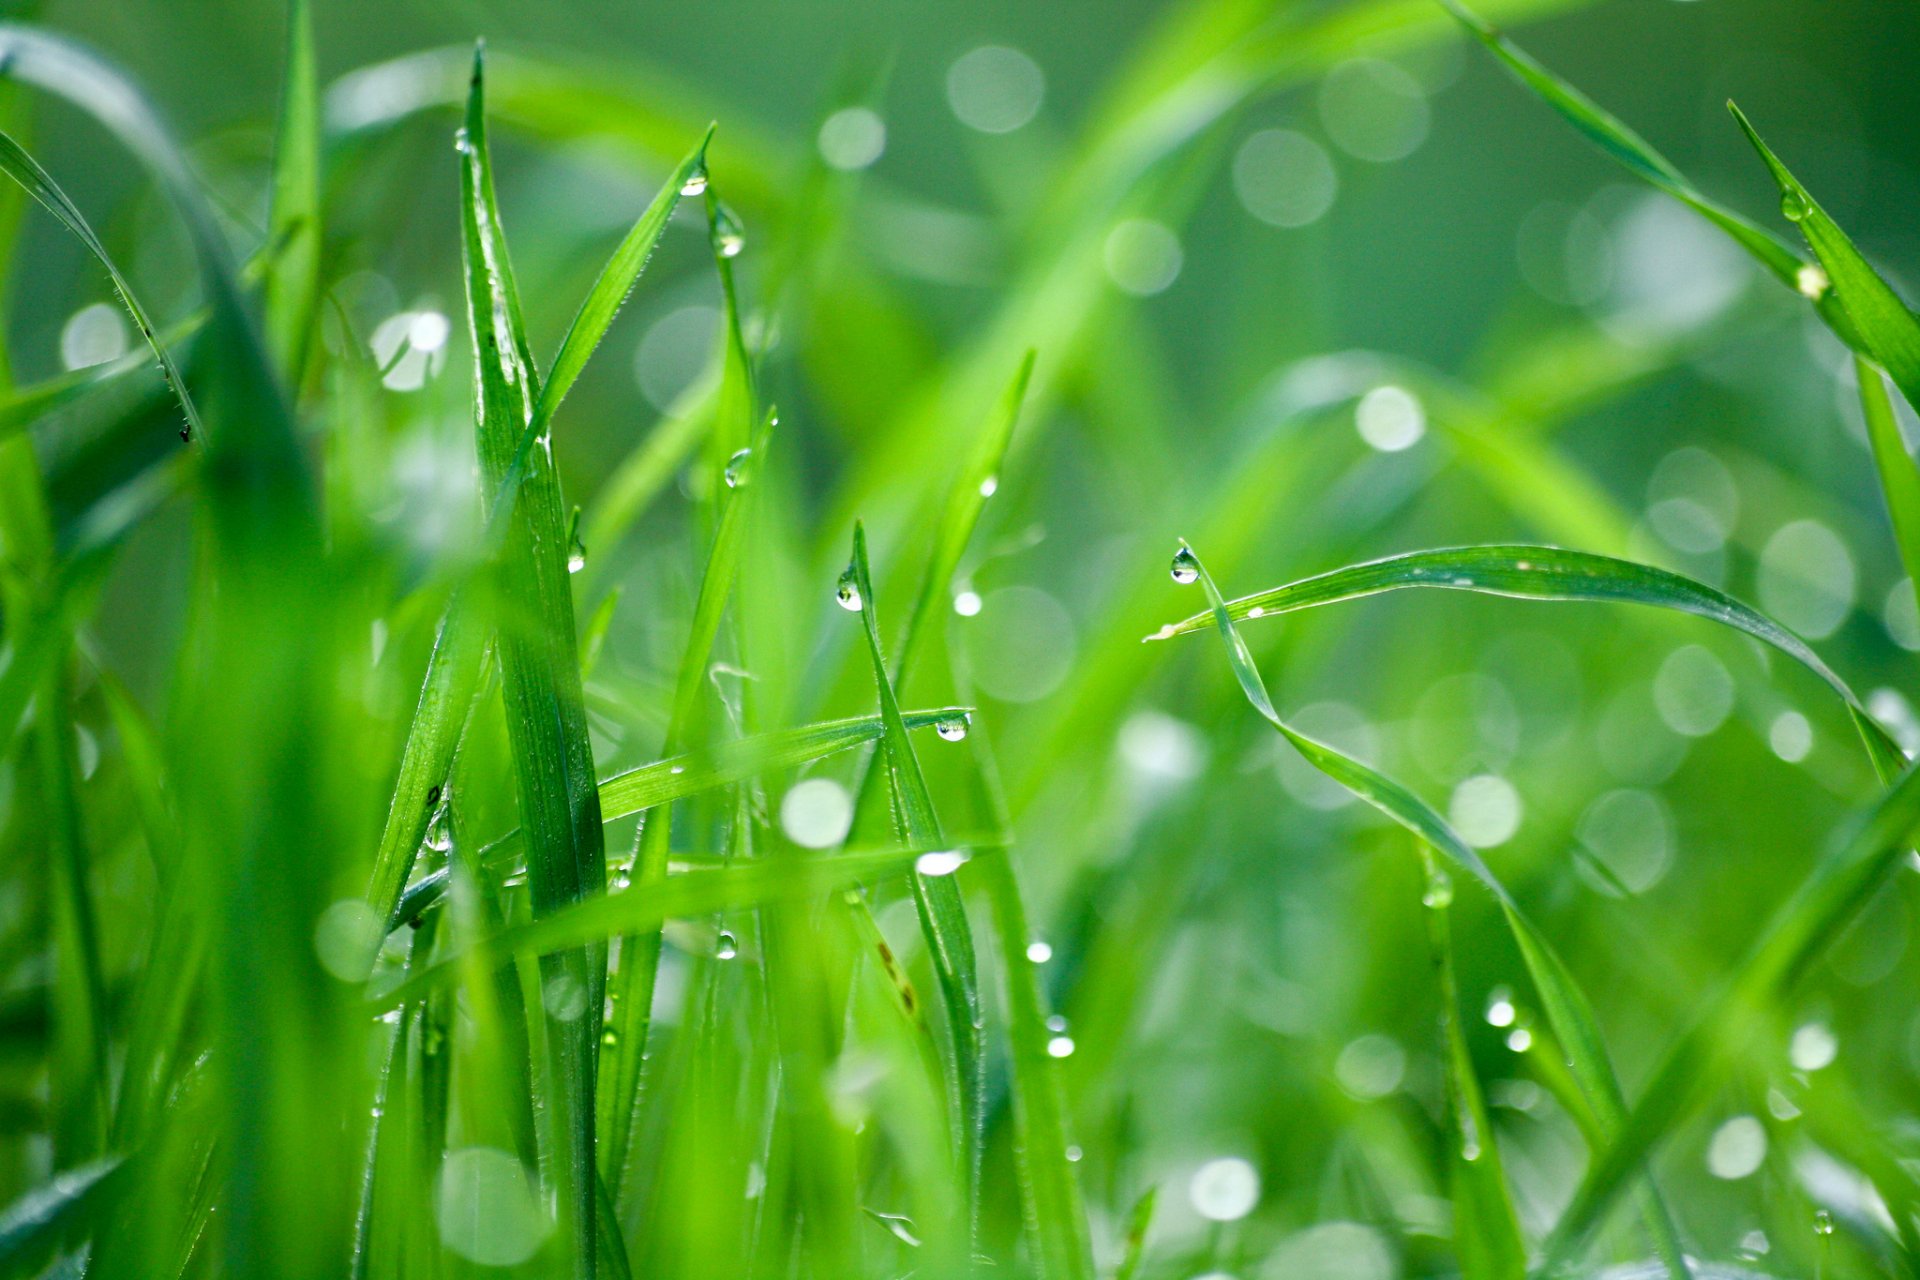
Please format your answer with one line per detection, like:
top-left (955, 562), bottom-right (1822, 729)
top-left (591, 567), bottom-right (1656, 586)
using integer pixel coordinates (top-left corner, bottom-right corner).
top-left (1485, 988), bottom-right (1515, 1027)
top-left (453, 127), bottom-right (472, 155)
top-left (954, 589), bottom-right (982, 617)
top-left (1796, 262), bottom-right (1830, 300)
top-left (915, 849), bottom-right (969, 877)
top-left (1506, 1027), bottom-right (1533, 1053)
top-left (724, 446), bottom-right (752, 489)
top-left (978, 475), bottom-right (998, 498)
top-left (681, 169), bottom-right (709, 197)
top-left (715, 930), bottom-right (737, 960)
top-left (567, 532), bottom-right (586, 574)
top-left (1170, 547), bottom-right (1199, 584)
top-left (1046, 1034), bottom-right (1075, 1058)
top-left (1813, 1208), bottom-right (1834, 1237)
top-left (1781, 188), bottom-right (1809, 223)
top-left (836, 568), bottom-right (863, 611)
top-left (1026, 940), bottom-right (1053, 964)
top-left (425, 809), bottom-right (452, 852)
top-left (935, 712), bottom-right (971, 742)
top-left (1421, 864), bottom-right (1453, 909)
top-left (713, 203), bottom-right (745, 258)
top-left (602, 1025), bottom-right (619, 1047)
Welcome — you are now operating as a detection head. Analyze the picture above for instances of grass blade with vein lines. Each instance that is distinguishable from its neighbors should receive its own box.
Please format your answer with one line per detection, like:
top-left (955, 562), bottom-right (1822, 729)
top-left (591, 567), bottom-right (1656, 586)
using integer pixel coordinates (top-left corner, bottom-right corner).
top-left (1420, 848), bottom-right (1525, 1280)
top-left (263, 0), bottom-right (318, 381)
top-left (1855, 357), bottom-right (1920, 594)
top-left (844, 521), bottom-right (986, 1250)
top-left (1168, 540), bottom-right (1690, 1278)
top-left (1542, 755), bottom-right (1920, 1268)
top-left (460, 45), bottom-right (606, 1277)
top-left (1148, 544), bottom-right (1905, 778)
top-left (1728, 103), bottom-right (1920, 409)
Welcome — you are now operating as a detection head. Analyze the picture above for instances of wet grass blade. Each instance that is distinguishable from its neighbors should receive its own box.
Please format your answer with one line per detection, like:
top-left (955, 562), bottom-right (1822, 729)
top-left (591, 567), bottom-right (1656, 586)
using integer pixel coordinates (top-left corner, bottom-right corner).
top-left (0, 1155), bottom-right (122, 1273)
top-left (845, 521), bottom-right (986, 1243)
top-left (1170, 541), bottom-right (1689, 1278)
top-left (0, 129), bottom-right (203, 441)
top-left (460, 45), bottom-right (606, 1277)
top-left (1543, 755), bottom-right (1920, 1267)
top-left (1419, 848), bottom-right (1525, 1280)
top-left (1729, 103), bottom-right (1920, 409)
top-left (1444, 0), bottom-right (1807, 293)
top-left (1855, 356), bottom-right (1920, 593)
top-left (1148, 543), bottom-right (1905, 778)
top-left (263, 0), bottom-right (319, 381)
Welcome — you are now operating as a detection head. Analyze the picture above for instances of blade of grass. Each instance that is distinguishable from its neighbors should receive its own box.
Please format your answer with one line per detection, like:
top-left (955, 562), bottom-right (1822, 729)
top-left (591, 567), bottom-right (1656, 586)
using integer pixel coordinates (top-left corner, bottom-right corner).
top-left (1169, 540), bottom-right (1690, 1278)
top-left (1148, 544), bottom-right (1905, 778)
top-left (1419, 848), bottom-right (1526, 1280)
top-left (1855, 357), bottom-right (1920, 594)
top-left (1728, 103), bottom-right (1920, 409)
top-left (844, 521), bottom-right (986, 1249)
top-left (0, 1155), bottom-right (122, 1273)
top-left (460, 44), bottom-right (606, 1278)
top-left (0, 129), bottom-right (202, 442)
top-left (1543, 753), bottom-right (1920, 1267)
top-left (263, 0), bottom-right (318, 382)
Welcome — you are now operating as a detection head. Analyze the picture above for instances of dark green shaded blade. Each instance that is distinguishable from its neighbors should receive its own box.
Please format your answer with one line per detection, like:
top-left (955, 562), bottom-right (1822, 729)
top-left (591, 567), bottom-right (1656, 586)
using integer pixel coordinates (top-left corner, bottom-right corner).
top-left (1149, 543), bottom-right (1905, 778)
top-left (0, 1155), bottom-right (122, 1272)
top-left (460, 44), bottom-right (606, 1279)
top-left (1171, 541), bottom-right (1689, 1278)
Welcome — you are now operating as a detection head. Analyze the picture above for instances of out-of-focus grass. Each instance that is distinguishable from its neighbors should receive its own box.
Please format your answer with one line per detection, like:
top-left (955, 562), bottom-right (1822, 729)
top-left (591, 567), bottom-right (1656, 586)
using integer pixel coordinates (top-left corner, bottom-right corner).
top-left (3, 0), bottom-right (1920, 1277)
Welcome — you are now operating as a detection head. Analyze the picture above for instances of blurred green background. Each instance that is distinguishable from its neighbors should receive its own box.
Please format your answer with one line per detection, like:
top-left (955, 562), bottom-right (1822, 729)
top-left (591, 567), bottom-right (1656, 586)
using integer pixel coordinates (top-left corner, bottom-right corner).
top-left (9, 0), bottom-right (1920, 1275)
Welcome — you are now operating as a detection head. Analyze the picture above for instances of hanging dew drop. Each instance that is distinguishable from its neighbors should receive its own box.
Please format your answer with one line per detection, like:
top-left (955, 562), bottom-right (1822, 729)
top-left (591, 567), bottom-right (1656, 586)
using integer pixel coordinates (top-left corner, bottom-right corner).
top-left (836, 568), bottom-right (863, 611)
top-left (1780, 189), bottom-right (1809, 223)
top-left (1170, 547), bottom-right (1200, 584)
top-left (1813, 1209), bottom-right (1834, 1237)
top-left (681, 170), bottom-right (709, 197)
top-left (1421, 865), bottom-right (1453, 909)
top-left (935, 712), bottom-right (971, 742)
top-left (567, 536), bottom-right (586, 574)
top-left (978, 475), bottom-right (998, 498)
top-left (724, 447), bottom-right (752, 489)
top-left (602, 1025), bottom-right (619, 1047)
top-left (714, 203), bottom-right (746, 258)
top-left (716, 930), bottom-right (737, 961)
top-left (425, 809), bottom-right (451, 852)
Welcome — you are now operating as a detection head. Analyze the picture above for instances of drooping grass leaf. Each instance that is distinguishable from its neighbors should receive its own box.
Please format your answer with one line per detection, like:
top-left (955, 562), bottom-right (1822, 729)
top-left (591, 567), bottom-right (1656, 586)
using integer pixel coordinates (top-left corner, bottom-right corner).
top-left (1728, 103), bottom-right (1920, 411)
top-left (264, 0), bottom-right (319, 381)
top-left (1443, 0), bottom-right (1808, 294)
top-left (1543, 754), bottom-right (1920, 1268)
top-left (1855, 356), bottom-right (1920, 595)
top-left (1148, 544), bottom-right (1905, 779)
top-left (1169, 541), bottom-right (1689, 1277)
top-left (845, 521), bottom-right (986, 1243)
top-left (1419, 848), bottom-right (1526, 1280)
top-left (460, 45), bottom-right (607, 1277)
top-left (0, 129), bottom-right (203, 443)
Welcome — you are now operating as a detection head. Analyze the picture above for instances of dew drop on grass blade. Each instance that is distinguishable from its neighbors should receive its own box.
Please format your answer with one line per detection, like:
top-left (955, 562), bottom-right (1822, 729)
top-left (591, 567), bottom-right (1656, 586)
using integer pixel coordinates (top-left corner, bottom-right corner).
top-left (1164, 540), bottom-right (1689, 1278)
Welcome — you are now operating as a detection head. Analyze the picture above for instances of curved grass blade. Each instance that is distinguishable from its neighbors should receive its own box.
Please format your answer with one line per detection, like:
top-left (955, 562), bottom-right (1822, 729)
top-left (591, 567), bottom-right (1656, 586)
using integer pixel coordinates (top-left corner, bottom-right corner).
top-left (0, 129), bottom-right (202, 442)
top-left (1855, 357), bottom-right (1920, 594)
top-left (1543, 754), bottom-right (1920, 1268)
top-left (1170, 541), bottom-right (1689, 1278)
top-left (0, 1154), bottom-right (122, 1273)
top-left (460, 45), bottom-right (606, 1278)
top-left (1148, 544), bottom-right (1905, 779)
top-left (263, 0), bottom-right (319, 381)
top-left (846, 521), bottom-right (986, 1246)
top-left (1729, 104), bottom-right (1920, 409)
top-left (1420, 849), bottom-right (1525, 1280)
top-left (1443, 1), bottom-right (1809, 295)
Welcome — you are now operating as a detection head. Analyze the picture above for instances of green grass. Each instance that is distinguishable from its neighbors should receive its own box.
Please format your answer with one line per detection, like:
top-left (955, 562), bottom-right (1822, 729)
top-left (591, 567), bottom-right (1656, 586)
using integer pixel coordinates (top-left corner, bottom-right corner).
top-left (4, 1), bottom-right (1920, 1278)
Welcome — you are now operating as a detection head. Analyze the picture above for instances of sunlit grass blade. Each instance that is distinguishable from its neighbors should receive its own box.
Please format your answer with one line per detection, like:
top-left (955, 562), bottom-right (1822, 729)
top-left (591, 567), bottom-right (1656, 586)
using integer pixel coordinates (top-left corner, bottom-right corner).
top-left (1728, 103), bottom-right (1920, 408)
top-left (533, 128), bottom-right (710, 443)
top-left (1543, 754), bottom-right (1920, 1268)
top-left (1443, 0), bottom-right (1808, 293)
top-left (1419, 848), bottom-right (1525, 1280)
top-left (460, 44), bottom-right (607, 1277)
top-left (1169, 541), bottom-right (1689, 1277)
top-left (1114, 1187), bottom-right (1157, 1280)
top-left (1855, 357), bottom-right (1920, 593)
top-left (263, 0), bottom-right (319, 381)
top-left (0, 1154), bottom-right (122, 1273)
top-left (0, 128), bottom-right (202, 442)
top-left (1148, 543), bottom-right (1905, 778)
top-left (845, 521), bottom-right (986, 1245)
top-left (384, 846), bottom-right (932, 1006)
